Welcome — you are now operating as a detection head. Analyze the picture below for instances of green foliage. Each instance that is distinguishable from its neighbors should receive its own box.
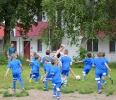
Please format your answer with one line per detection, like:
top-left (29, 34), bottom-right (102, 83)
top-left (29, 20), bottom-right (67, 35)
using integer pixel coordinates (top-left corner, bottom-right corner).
top-left (0, 51), bottom-right (8, 65)
top-left (18, 55), bottom-right (29, 66)
top-left (41, 0), bottom-right (116, 46)
top-left (13, 91), bottom-right (29, 97)
top-left (73, 46), bottom-right (87, 63)
top-left (0, 0), bottom-right (42, 45)
top-left (3, 91), bottom-right (13, 97)
top-left (2, 91), bottom-right (29, 97)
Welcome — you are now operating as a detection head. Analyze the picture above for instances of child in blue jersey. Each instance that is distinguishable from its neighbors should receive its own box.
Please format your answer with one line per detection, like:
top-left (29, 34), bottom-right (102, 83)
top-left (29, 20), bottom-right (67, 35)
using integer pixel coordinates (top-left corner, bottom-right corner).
top-left (43, 58), bottom-right (52, 91)
top-left (28, 52), bottom-right (36, 80)
top-left (60, 49), bottom-right (72, 86)
top-left (101, 52), bottom-right (113, 84)
top-left (51, 59), bottom-right (61, 100)
top-left (5, 53), bottom-right (25, 91)
top-left (76, 53), bottom-right (93, 81)
top-left (7, 42), bottom-right (17, 63)
top-left (27, 54), bottom-right (40, 83)
top-left (42, 50), bottom-right (52, 64)
top-left (94, 52), bottom-right (111, 94)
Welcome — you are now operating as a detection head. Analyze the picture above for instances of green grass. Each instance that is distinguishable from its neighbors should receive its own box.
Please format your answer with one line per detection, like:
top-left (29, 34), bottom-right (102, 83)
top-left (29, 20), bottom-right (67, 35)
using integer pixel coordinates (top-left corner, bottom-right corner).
top-left (0, 63), bottom-right (116, 97)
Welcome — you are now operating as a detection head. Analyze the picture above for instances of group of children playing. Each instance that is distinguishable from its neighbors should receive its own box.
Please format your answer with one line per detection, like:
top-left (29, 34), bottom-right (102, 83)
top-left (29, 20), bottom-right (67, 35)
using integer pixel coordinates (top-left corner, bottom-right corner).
top-left (76, 51), bottom-right (113, 94)
top-left (5, 43), bottom-right (113, 100)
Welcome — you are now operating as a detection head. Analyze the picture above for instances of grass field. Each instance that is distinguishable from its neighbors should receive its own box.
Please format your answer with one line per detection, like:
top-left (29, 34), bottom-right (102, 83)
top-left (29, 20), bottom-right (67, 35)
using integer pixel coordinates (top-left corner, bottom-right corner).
top-left (0, 63), bottom-right (116, 97)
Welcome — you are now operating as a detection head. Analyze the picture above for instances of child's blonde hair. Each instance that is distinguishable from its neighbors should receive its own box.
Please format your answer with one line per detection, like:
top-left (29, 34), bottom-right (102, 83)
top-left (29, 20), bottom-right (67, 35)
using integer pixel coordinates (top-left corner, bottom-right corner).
top-left (11, 53), bottom-right (17, 58)
top-left (60, 44), bottom-right (65, 48)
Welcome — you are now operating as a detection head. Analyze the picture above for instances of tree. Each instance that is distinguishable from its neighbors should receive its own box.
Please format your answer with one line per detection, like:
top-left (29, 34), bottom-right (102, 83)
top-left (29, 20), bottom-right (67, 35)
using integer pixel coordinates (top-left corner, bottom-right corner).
top-left (41, 0), bottom-right (116, 46)
top-left (0, 0), bottom-right (42, 49)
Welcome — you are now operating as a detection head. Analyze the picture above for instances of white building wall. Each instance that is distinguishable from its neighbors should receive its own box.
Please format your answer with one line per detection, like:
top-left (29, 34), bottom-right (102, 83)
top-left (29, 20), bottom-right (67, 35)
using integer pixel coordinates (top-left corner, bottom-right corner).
top-left (11, 36), bottom-right (116, 62)
top-left (11, 35), bottom-right (81, 61)
top-left (98, 38), bottom-right (116, 62)
top-left (89, 37), bottom-right (116, 62)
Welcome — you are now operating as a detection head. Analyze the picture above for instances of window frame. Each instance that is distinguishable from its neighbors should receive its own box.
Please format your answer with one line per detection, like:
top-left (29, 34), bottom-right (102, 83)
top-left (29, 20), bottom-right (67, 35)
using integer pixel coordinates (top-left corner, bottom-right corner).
top-left (51, 42), bottom-right (60, 52)
top-left (37, 39), bottom-right (42, 52)
top-left (87, 39), bottom-right (98, 52)
top-left (109, 40), bottom-right (115, 53)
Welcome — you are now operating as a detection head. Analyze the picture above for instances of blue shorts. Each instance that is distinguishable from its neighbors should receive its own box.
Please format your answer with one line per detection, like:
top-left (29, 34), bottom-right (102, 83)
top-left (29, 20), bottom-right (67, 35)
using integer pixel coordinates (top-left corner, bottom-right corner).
top-left (53, 82), bottom-right (61, 88)
top-left (103, 68), bottom-right (108, 76)
top-left (82, 68), bottom-right (91, 74)
top-left (13, 73), bottom-right (22, 81)
top-left (61, 70), bottom-right (69, 76)
top-left (31, 73), bottom-right (39, 78)
top-left (95, 72), bottom-right (103, 81)
top-left (46, 74), bottom-right (52, 79)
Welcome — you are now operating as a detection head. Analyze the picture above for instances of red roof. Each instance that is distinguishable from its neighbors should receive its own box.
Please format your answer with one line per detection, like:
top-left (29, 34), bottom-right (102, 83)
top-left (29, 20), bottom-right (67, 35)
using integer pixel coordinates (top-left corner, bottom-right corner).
top-left (0, 26), bottom-right (4, 36)
top-left (16, 22), bottom-right (47, 36)
top-left (98, 31), bottom-right (104, 36)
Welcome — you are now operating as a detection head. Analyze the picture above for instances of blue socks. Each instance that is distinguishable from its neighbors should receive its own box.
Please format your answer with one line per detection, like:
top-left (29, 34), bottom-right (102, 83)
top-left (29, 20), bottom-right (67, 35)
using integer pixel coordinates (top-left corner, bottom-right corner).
top-left (13, 81), bottom-right (16, 90)
top-left (44, 81), bottom-right (48, 89)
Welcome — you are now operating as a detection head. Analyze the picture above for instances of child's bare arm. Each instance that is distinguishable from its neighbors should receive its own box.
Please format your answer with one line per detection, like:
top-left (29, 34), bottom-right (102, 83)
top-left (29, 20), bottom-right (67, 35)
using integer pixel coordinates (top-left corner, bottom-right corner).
top-left (70, 68), bottom-right (76, 78)
top-left (26, 58), bottom-right (33, 62)
top-left (43, 72), bottom-right (48, 78)
top-left (75, 61), bottom-right (83, 63)
top-left (105, 63), bottom-right (111, 71)
top-left (20, 64), bottom-right (23, 71)
top-left (5, 68), bottom-right (10, 76)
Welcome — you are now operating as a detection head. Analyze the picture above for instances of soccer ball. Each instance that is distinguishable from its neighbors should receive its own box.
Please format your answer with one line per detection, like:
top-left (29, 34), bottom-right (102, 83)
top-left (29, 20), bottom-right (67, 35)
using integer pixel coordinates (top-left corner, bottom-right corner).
top-left (75, 75), bottom-right (81, 80)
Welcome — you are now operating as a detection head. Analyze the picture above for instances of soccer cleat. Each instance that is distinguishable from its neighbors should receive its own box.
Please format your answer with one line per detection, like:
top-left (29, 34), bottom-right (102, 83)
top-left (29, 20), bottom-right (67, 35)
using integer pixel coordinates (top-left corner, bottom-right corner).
top-left (29, 78), bottom-right (32, 83)
top-left (12, 89), bottom-right (16, 92)
top-left (61, 82), bottom-right (64, 86)
top-left (57, 97), bottom-right (60, 100)
top-left (98, 90), bottom-right (102, 94)
top-left (43, 88), bottom-right (49, 91)
top-left (103, 81), bottom-right (107, 85)
top-left (52, 95), bottom-right (56, 98)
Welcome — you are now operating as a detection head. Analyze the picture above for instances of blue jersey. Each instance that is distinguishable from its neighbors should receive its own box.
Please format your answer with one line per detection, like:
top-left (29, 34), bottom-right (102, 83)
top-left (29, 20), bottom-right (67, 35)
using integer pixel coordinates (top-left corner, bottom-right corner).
top-left (30, 60), bottom-right (40, 73)
top-left (42, 55), bottom-right (52, 64)
top-left (102, 57), bottom-right (108, 69)
top-left (44, 63), bottom-right (52, 77)
top-left (60, 55), bottom-right (72, 70)
top-left (8, 46), bottom-right (16, 56)
top-left (94, 57), bottom-right (106, 74)
top-left (51, 66), bottom-right (61, 83)
top-left (82, 58), bottom-right (93, 70)
top-left (31, 56), bottom-right (35, 61)
top-left (8, 58), bottom-right (22, 75)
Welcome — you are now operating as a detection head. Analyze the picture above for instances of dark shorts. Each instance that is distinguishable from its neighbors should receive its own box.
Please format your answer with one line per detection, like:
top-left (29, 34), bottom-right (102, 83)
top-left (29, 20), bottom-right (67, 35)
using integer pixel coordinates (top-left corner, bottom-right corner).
top-left (13, 73), bottom-right (22, 81)
top-left (61, 70), bottom-right (70, 76)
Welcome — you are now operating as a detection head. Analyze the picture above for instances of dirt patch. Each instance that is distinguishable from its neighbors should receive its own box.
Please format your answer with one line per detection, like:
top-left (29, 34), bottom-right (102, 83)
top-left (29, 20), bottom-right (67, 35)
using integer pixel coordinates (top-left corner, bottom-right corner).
top-left (0, 89), bottom-right (116, 100)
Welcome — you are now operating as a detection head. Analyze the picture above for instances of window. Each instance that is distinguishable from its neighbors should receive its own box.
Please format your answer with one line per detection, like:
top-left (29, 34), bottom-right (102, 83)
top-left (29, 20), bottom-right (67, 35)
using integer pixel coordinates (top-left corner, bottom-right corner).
top-left (38, 13), bottom-right (42, 21)
top-left (109, 41), bottom-right (115, 52)
top-left (38, 11), bottom-right (47, 22)
top-left (52, 43), bottom-right (60, 51)
top-left (0, 40), bottom-right (3, 51)
top-left (42, 11), bottom-right (47, 22)
top-left (37, 39), bottom-right (42, 51)
top-left (87, 39), bottom-right (98, 52)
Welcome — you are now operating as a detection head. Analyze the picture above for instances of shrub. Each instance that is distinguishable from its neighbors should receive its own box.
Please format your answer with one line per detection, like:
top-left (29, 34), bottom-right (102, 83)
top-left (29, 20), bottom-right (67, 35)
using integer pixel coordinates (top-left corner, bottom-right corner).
top-left (0, 51), bottom-right (8, 65)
